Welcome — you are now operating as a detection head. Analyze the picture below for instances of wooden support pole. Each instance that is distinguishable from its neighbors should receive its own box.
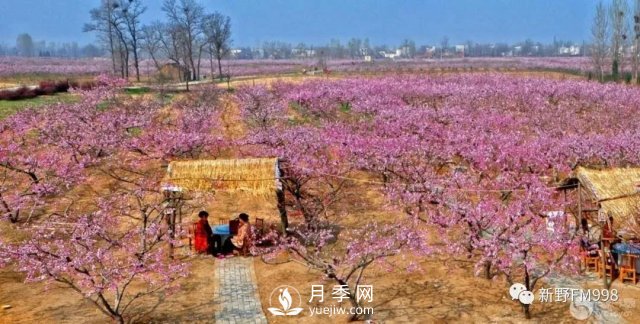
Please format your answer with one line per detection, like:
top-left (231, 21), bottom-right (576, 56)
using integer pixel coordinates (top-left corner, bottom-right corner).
top-left (578, 182), bottom-right (582, 223)
top-left (277, 189), bottom-right (288, 234)
top-left (276, 160), bottom-right (289, 234)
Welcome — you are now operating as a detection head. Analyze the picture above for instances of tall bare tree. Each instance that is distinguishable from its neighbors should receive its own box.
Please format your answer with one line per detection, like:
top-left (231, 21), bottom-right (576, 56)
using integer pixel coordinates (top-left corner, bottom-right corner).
top-left (610, 0), bottom-right (629, 79)
top-left (141, 22), bottom-right (166, 72)
top-left (347, 38), bottom-right (363, 59)
top-left (84, 0), bottom-right (118, 74)
top-left (592, 1), bottom-right (610, 81)
top-left (16, 33), bottom-right (34, 57)
top-left (85, 0), bottom-right (130, 78)
top-left (202, 12), bottom-right (232, 80)
top-left (440, 36), bottom-right (449, 59)
top-left (118, 0), bottom-right (146, 81)
top-left (632, 0), bottom-right (640, 82)
top-left (162, 0), bottom-right (205, 81)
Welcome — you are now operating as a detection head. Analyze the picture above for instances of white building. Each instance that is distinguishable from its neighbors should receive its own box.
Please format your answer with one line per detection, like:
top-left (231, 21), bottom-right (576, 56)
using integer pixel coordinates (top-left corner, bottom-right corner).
top-left (558, 45), bottom-right (581, 56)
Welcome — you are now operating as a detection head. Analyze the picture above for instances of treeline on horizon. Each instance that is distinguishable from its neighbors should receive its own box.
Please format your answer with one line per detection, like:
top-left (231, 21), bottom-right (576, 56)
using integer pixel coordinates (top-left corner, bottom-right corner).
top-left (0, 0), bottom-right (585, 66)
top-left (0, 34), bottom-right (585, 61)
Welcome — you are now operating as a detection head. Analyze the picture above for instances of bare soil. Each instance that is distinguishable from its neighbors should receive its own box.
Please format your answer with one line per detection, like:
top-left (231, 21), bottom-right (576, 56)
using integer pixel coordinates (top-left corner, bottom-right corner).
top-left (2, 71), bottom-right (639, 324)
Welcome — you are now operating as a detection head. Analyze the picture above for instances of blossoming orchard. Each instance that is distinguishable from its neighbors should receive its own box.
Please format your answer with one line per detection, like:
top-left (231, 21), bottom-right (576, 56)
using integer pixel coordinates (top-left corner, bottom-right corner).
top-left (1, 1), bottom-right (640, 323)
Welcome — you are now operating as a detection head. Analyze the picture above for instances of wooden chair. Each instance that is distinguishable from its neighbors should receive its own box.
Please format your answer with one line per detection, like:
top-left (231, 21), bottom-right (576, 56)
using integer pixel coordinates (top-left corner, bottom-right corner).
top-left (580, 250), bottom-right (600, 273)
top-left (619, 254), bottom-right (638, 284)
top-left (598, 249), bottom-right (616, 280)
top-left (254, 218), bottom-right (265, 236)
top-left (229, 219), bottom-right (240, 235)
top-left (217, 218), bottom-right (229, 225)
top-left (188, 222), bottom-right (198, 250)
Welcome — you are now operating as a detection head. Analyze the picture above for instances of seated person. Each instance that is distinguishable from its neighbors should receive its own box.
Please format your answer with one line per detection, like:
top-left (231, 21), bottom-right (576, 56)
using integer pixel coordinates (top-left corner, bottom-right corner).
top-left (580, 218), bottom-right (599, 256)
top-left (217, 213), bottom-right (252, 257)
top-left (194, 211), bottom-right (214, 254)
top-left (603, 216), bottom-right (616, 240)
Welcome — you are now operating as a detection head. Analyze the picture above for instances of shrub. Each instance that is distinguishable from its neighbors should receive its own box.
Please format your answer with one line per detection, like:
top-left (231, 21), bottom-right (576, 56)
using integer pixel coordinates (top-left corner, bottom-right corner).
top-left (37, 80), bottom-right (57, 95)
top-left (0, 86), bottom-right (38, 100)
top-left (0, 79), bottom-right (71, 101)
top-left (79, 80), bottom-right (97, 91)
top-left (55, 80), bottom-right (70, 92)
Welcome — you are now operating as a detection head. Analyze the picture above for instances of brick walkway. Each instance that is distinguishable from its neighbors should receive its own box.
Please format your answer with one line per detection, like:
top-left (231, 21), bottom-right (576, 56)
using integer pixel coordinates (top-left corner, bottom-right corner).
top-left (213, 257), bottom-right (268, 324)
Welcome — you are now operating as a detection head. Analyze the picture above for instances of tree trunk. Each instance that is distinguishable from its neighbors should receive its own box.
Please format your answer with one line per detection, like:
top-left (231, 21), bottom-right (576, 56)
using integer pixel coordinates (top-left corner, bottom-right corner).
top-left (133, 50), bottom-right (140, 82)
top-left (114, 314), bottom-right (124, 324)
top-left (124, 50), bottom-right (130, 79)
top-left (209, 45), bottom-right (215, 79)
top-left (483, 261), bottom-right (492, 279)
top-left (217, 56), bottom-right (223, 81)
top-left (523, 263), bottom-right (532, 319)
top-left (277, 189), bottom-right (288, 233)
top-left (602, 238), bottom-right (611, 289)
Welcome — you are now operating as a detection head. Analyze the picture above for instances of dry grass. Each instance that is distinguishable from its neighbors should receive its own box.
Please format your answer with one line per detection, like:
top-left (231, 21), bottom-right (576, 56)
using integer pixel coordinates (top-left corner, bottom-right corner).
top-left (576, 167), bottom-right (640, 231)
top-left (166, 158), bottom-right (280, 198)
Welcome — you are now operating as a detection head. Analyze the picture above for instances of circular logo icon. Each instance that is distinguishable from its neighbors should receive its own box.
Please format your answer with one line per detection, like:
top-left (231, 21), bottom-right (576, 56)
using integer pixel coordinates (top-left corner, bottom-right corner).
top-left (509, 283), bottom-right (527, 300)
top-left (569, 298), bottom-right (594, 320)
top-left (267, 285), bottom-right (304, 316)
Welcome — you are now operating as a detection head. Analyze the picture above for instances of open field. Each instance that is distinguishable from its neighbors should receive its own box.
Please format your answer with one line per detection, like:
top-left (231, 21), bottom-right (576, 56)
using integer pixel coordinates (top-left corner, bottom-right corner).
top-left (0, 57), bottom-right (596, 81)
top-left (7, 0), bottom-right (640, 322)
top-left (1, 69), bottom-right (640, 324)
top-left (0, 93), bottom-right (78, 119)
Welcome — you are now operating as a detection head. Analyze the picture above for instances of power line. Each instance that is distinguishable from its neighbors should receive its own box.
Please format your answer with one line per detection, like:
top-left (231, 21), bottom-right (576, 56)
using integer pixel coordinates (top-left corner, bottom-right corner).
top-left (165, 167), bottom-right (577, 193)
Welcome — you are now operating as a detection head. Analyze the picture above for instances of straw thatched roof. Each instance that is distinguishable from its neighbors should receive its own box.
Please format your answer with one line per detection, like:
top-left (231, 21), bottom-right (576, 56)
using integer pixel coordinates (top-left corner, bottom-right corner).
top-left (574, 166), bottom-right (640, 226)
top-left (164, 158), bottom-right (281, 196)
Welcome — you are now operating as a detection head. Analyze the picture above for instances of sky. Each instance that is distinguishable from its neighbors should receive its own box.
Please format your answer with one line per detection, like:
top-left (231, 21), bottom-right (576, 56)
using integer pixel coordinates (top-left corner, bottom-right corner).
top-left (0, 0), bottom-right (599, 47)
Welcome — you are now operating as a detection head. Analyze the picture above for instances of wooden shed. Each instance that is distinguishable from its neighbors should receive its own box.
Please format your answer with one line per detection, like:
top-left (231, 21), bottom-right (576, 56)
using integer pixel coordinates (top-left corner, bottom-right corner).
top-left (163, 158), bottom-right (288, 229)
top-left (561, 166), bottom-right (640, 232)
top-left (159, 63), bottom-right (190, 82)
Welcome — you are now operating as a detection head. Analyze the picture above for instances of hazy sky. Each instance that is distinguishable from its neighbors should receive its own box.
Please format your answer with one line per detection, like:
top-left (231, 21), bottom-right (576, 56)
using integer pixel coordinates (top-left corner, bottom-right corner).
top-left (0, 0), bottom-right (598, 46)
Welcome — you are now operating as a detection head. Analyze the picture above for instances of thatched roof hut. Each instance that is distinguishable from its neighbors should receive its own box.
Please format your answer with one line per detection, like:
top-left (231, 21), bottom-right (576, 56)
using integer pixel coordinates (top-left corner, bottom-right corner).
top-left (572, 166), bottom-right (640, 229)
top-left (159, 63), bottom-right (190, 82)
top-left (164, 158), bottom-right (281, 197)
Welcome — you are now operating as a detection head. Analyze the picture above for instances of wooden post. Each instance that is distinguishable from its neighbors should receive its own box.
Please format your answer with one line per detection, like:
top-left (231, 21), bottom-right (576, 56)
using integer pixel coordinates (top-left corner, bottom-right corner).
top-left (166, 207), bottom-right (176, 259)
top-left (163, 189), bottom-right (183, 259)
top-left (277, 189), bottom-right (288, 233)
top-left (602, 237), bottom-right (611, 289)
top-left (577, 182), bottom-right (582, 224)
top-left (276, 159), bottom-right (288, 234)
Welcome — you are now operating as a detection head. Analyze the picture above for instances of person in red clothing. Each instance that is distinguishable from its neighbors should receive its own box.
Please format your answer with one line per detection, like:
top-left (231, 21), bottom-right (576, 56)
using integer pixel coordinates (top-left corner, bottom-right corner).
top-left (194, 210), bottom-right (214, 254)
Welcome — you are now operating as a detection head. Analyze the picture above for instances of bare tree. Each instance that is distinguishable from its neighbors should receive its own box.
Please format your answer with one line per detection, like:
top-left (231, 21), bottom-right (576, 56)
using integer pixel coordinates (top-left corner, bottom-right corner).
top-left (118, 0), bottom-right (146, 82)
top-left (84, 0), bottom-right (118, 74)
top-left (202, 12), bottom-right (232, 80)
top-left (632, 0), bottom-right (640, 82)
top-left (141, 22), bottom-right (166, 72)
top-left (347, 38), bottom-right (363, 59)
top-left (592, 1), bottom-right (610, 81)
top-left (16, 33), bottom-right (34, 57)
top-left (610, 0), bottom-right (629, 79)
top-left (440, 36), bottom-right (449, 59)
top-left (85, 0), bottom-right (130, 78)
top-left (401, 39), bottom-right (417, 58)
top-left (162, 0), bottom-right (205, 81)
